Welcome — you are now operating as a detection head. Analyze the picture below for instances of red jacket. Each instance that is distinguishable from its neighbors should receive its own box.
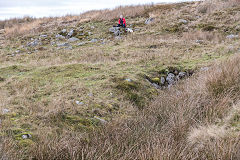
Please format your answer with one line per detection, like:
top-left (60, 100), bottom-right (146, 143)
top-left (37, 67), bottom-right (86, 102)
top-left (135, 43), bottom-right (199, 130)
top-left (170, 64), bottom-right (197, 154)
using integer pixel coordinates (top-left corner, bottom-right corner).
top-left (118, 18), bottom-right (126, 26)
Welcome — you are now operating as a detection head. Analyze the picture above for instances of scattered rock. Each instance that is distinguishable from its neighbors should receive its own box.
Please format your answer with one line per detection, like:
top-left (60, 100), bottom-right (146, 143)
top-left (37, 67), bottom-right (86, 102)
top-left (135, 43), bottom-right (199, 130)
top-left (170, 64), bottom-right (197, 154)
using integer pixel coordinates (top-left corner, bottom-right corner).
top-left (2, 109), bottom-right (10, 114)
top-left (77, 42), bottom-right (86, 46)
top-left (109, 27), bottom-right (119, 33)
top-left (226, 34), bottom-right (239, 39)
top-left (56, 34), bottom-right (65, 39)
top-left (67, 30), bottom-right (74, 38)
top-left (126, 28), bottom-right (133, 33)
top-left (109, 27), bottom-right (121, 36)
top-left (178, 72), bottom-right (187, 79)
top-left (57, 42), bottom-right (70, 47)
top-left (68, 37), bottom-right (80, 42)
top-left (114, 30), bottom-right (121, 36)
top-left (27, 40), bottom-right (39, 47)
top-left (200, 67), bottom-right (209, 71)
top-left (91, 26), bottom-right (95, 29)
top-left (67, 29), bottom-right (77, 38)
top-left (160, 77), bottom-right (165, 85)
top-left (22, 134), bottom-right (32, 139)
top-left (62, 29), bottom-right (67, 33)
top-left (15, 50), bottom-right (20, 54)
top-left (145, 18), bottom-right (155, 25)
top-left (166, 73), bottom-right (176, 85)
top-left (196, 40), bottom-right (204, 44)
top-left (125, 78), bottom-right (132, 82)
top-left (76, 101), bottom-right (84, 105)
top-left (66, 46), bottom-right (73, 50)
top-left (59, 29), bottom-right (67, 36)
top-left (152, 83), bottom-right (161, 89)
top-left (88, 93), bottom-right (93, 97)
top-left (91, 39), bottom-right (98, 43)
top-left (94, 116), bottom-right (107, 124)
top-left (40, 35), bottom-right (47, 38)
top-left (179, 19), bottom-right (188, 24)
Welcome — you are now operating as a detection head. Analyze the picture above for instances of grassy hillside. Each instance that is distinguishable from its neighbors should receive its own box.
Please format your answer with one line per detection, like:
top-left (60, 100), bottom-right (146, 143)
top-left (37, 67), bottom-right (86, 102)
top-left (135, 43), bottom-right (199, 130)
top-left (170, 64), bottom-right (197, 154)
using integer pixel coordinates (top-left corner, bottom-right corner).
top-left (0, 0), bottom-right (240, 159)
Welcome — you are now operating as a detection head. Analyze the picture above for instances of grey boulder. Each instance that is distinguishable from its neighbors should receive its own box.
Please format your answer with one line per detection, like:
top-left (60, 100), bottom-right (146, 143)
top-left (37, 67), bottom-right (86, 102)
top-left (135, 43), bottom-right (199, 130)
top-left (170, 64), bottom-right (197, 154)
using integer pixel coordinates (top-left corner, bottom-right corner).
top-left (166, 73), bottom-right (176, 85)
top-left (68, 37), bottom-right (80, 42)
top-left (145, 18), bottom-right (154, 24)
top-left (226, 34), bottom-right (239, 39)
top-left (57, 42), bottom-right (70, 47)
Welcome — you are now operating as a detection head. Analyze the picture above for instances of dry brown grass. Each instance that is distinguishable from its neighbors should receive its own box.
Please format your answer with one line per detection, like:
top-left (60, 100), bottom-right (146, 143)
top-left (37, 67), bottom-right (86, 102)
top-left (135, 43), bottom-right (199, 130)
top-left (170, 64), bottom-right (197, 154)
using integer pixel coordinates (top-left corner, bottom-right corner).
top-left (3, 5), bottom-right (150, 38)
top-left (197, 0), bottom-right (240, 14)
top-left (182, 30), bottom-right (224, 43)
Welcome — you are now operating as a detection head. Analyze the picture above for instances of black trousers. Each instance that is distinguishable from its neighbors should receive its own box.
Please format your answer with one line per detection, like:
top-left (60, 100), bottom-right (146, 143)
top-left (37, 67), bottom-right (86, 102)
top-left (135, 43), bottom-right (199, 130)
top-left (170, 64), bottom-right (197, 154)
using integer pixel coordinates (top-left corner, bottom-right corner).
top-left (117, 24), bottom-right (126, 28)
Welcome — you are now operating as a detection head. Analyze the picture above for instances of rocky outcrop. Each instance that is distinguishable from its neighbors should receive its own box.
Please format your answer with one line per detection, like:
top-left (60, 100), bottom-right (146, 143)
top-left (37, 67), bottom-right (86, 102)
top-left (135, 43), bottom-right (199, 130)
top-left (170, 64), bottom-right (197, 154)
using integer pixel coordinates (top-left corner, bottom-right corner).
top-left (145, 18), bottom-right (154, 25)
top-left (145, 68), bottom-right (193, 89)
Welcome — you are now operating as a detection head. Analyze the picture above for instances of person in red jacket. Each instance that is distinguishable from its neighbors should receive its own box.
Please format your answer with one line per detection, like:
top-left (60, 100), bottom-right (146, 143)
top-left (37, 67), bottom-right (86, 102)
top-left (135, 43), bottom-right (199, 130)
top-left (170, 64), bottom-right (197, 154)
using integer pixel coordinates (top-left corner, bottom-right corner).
top-left (118, 15), bottom-right (126, 28)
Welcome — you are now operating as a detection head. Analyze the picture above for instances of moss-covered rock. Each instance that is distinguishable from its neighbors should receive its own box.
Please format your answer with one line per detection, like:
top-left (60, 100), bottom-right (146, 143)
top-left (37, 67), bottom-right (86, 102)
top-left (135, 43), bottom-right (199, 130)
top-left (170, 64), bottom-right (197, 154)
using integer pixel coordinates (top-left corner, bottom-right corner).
top-left (151, 77), bottom-right (160, 84)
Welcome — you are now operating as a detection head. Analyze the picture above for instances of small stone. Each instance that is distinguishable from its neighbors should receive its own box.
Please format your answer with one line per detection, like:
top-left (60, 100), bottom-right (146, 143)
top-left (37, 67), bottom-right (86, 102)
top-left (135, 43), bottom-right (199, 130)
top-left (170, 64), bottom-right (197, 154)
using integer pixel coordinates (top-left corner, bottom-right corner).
top-left (160, 77), bottom-right (165, 85)
top-left (126, 28), bottom-right (133, 33)
top-left (57, 42), bottom-right (69, 47)
top-left (179, 19), bottom-right (188, 24)
top-left (40, 35), bottom-right (47, 38)
top-left (68, 37), bottom-right (80, 42)
top-left (145, 18), bottom-right (155, 24)
top-left (226, 34), bottom-right (239, 39)
top-left (2, 109), bottom-right (10, 114)
top-left (166, 73), bottom-right (176, 85)
top-left (15, 50), bottom-right (20, 54)
top-left (77, 42), bottom-right (86, 46)
top-left (76, 101), bottom-right (84, 105)
top-left (109, 27), bottom-right (120, 33)
top-left (67, 29), bottom-right (76, 38)
top-left (178, 72), bottom-right (187, 79)
top-left (27, 40), bottom-right (39, 47)
top-left (91, 39), bottom-right (98, 43)
top-left (88, 93), bottom-right (93, 97)
top-left (196, 40), bottom-right (204, 44)
top-left (56, 34), bottom-right (65, 39)
top-left (94, 116), bottom-right (107, 124)
top-left (22, 134), bottom-right (31, 139)
top-left (91, 26), bottom-right (95, 29)
top-left (62, 29), bottom-right (67, 33)
top-left (114, 30), bottom-right (121, 36)
top-left (152, 83), bottom-right (161, 89)
top-left (200, 67), bottom-right (209, 71)
top-left (66, 46), bottom-right (73, 50)
top-left (125, 78), bottom-right (132, 82)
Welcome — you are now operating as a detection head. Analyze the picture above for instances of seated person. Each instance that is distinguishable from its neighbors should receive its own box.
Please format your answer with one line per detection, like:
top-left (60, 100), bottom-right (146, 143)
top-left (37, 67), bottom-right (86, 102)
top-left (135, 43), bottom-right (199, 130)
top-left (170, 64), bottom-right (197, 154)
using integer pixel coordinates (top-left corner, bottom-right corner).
top-left (117, 15), bottom-right (126, 28)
